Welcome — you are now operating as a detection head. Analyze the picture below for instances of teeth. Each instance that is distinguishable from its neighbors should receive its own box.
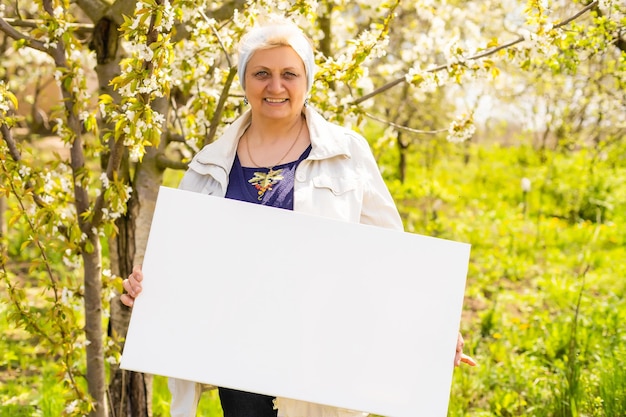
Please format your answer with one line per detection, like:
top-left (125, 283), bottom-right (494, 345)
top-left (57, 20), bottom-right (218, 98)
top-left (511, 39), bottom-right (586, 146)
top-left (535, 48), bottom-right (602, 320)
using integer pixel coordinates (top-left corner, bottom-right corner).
top-left (265, 98), bottom-right (287, 103)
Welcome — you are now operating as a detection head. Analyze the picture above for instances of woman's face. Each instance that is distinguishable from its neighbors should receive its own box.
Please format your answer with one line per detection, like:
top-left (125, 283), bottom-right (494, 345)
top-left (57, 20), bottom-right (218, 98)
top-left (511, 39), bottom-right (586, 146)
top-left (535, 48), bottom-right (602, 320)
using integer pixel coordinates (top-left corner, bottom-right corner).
top-left (244, 46), bottom-right (308, 122)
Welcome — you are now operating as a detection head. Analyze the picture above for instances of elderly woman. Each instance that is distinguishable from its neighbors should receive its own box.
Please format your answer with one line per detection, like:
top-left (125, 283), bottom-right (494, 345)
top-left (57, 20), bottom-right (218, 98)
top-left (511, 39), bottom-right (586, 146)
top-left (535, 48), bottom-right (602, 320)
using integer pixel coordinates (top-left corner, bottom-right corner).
top-left (122, 19), bottom-right (475, 417)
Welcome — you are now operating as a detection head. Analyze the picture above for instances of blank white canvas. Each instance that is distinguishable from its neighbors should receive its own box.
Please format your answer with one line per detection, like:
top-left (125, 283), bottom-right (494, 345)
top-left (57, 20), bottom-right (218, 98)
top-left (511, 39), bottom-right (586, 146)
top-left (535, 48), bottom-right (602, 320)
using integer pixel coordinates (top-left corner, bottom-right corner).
top-left (120, 186), bottom-right (471, 417)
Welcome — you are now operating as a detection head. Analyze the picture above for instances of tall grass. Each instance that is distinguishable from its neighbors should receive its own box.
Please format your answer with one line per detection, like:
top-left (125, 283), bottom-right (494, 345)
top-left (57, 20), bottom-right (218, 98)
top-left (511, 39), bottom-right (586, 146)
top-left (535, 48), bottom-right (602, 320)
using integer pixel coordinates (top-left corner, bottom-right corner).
top-left (383, 139), bottom-right (626, 417)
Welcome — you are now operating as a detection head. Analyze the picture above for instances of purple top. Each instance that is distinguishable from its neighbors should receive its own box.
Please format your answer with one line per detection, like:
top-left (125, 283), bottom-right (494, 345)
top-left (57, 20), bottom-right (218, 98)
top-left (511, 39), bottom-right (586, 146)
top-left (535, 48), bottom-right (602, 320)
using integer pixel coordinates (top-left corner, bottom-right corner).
top-left (225, 145), bottom-right (312, 210)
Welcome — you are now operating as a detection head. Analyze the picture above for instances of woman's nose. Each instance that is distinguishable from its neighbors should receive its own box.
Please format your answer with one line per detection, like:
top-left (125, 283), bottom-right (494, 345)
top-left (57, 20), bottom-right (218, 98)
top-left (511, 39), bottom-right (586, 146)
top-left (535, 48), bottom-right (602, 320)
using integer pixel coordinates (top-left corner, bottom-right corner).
top-left (267, 75), bottom-right (284, 92)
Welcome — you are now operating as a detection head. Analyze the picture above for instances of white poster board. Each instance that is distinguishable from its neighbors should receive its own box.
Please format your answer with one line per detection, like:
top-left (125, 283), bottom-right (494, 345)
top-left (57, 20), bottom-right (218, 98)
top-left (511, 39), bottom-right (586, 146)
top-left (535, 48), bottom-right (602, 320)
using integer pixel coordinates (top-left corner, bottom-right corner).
top-left (120, 186), bottom-right (471, 417)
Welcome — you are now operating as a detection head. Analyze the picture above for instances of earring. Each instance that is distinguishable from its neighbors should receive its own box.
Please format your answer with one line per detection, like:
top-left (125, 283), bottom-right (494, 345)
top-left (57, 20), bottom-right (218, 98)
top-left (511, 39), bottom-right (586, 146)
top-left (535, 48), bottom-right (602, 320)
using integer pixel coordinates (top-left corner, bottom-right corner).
top-left (243, 97), bottom-right (249, 105)
top-left (304, 98), bottom-right (309, 107)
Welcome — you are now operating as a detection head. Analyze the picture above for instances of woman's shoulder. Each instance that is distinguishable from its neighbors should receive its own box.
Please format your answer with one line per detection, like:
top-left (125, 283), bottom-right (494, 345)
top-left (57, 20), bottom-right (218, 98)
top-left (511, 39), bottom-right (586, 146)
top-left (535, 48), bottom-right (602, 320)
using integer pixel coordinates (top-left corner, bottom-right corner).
top-left (306, 107), bottom-right (371, 153)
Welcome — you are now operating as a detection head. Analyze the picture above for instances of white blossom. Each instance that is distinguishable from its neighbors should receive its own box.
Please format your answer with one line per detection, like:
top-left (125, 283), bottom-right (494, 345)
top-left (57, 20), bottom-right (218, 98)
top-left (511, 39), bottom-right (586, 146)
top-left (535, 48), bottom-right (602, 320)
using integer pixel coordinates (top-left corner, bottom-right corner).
top-left (60, 176), bottom-right (71, 192)
top-left (99, 102), bottom-right (107, 118)
top-left (41, 194), bottom-right (54, 205)
top-left (100, 173), bottom-right (110, 189)
top-left (447, 114), bottom-right (476, 143)
top-left (61, 287), bottom-right (73, 304)
top-left (64, 400), bottom-right (78, 414)
top-left (129, 146), bottom-right (143, 162)
top-left (63, 251), bottom-right (81, 269)
top-left (18, 166), bottom-right (31, 177)
top-left (53, 6), bottom-right (64, 18)
top-left (153, 111), bottom-right (165, 126)
top-left (160, 2), bottom-right (176, 31)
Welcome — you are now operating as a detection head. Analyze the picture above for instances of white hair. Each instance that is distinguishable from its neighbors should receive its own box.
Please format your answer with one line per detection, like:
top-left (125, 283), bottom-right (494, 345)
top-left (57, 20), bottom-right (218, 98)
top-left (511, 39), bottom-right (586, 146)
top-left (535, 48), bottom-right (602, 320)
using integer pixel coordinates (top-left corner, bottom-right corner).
top-left (237, 21), bottom-right (316, 93)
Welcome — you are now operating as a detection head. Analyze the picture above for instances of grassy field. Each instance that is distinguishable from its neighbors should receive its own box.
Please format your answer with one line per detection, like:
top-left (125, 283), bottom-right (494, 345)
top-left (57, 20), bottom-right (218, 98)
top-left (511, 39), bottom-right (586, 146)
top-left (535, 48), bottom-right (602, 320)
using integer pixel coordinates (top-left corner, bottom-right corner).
top-left (386, 140), bottom-right (626, 416)
top-left (2, 139), bottom-right (625, 416)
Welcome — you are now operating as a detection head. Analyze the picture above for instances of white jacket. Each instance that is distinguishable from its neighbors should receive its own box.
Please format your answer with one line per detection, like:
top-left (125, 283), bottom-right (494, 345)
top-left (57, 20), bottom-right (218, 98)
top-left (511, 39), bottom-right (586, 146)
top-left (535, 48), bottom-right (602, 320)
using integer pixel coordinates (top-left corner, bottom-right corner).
top-left (170, 106), bottom-right (403, 417)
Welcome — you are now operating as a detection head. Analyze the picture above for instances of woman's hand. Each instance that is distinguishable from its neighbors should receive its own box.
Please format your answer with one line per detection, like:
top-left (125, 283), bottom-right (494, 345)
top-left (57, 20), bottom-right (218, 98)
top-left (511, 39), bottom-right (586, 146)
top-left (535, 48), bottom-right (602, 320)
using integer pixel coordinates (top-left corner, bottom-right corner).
top-left (455, 332), bottom-right (477, 367)
top-left (120, 265), bottom-right (143, 307)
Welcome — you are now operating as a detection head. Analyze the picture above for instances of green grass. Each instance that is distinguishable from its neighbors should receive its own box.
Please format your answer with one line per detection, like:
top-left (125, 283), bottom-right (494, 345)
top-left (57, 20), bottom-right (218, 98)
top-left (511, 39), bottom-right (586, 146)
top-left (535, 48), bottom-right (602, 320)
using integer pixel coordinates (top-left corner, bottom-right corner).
top-left (384, 141), bottom-right (626, 417)
top-left (0, 298), bottom-right (66, 416)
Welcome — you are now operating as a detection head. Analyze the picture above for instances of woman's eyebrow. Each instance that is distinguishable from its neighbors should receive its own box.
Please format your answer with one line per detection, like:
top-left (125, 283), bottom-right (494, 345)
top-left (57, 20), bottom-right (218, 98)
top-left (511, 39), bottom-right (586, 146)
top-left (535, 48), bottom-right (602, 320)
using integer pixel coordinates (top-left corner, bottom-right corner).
top-left (249, 65), bottom-right (301, 71)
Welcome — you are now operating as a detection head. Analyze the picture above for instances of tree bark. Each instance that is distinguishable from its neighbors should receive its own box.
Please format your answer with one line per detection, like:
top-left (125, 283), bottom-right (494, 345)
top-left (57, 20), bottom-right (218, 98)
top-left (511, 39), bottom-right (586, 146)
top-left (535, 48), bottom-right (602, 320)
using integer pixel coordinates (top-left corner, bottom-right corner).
top-left (108, 183), bottom-right (153, 417)
top-left (83, 239), bottom-right (108, 417)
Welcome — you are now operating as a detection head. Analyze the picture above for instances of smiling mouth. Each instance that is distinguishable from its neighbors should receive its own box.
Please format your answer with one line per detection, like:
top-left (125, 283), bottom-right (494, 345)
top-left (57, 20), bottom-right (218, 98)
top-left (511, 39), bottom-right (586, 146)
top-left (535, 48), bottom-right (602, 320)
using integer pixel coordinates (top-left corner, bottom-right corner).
top-left (265, 98), bottom-right (288, 103)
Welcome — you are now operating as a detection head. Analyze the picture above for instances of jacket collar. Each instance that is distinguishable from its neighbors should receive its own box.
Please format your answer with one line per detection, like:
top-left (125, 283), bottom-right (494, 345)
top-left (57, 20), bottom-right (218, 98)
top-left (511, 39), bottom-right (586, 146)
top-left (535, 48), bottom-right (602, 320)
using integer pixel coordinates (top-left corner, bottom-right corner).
top-left (304, 106), bottom-right (352, 161)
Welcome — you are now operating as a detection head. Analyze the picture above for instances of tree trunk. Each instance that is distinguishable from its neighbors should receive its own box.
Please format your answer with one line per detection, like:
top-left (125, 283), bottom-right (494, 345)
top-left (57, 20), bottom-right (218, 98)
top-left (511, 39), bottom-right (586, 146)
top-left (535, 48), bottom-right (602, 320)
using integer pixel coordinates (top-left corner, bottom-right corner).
top-left (86, 11), bottom-right (155, 415)
top-left (106, 142), bottom-right (164, 417)
top-left (108, 187), bottom-right (153, 417)
top-left (396, 131), bottom-right (408, 183)
top-left (106, 98), bottom-right (168, 417)
top-left (83, 236), bottom-right (108, 417)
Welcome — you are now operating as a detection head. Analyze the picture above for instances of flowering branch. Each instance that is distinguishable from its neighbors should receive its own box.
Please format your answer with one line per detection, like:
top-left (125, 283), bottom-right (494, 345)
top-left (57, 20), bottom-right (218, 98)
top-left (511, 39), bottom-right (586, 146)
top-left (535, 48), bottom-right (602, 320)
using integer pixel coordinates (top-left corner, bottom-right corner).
top-left (354, 0), bottom-right (599, 105)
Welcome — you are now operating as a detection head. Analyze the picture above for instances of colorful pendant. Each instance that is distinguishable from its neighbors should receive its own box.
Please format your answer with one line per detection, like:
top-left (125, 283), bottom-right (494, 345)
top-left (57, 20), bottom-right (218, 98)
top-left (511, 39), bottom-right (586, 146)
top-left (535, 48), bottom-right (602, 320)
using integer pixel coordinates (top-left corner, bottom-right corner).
top-left (248, 168), bottom-right (284, 200)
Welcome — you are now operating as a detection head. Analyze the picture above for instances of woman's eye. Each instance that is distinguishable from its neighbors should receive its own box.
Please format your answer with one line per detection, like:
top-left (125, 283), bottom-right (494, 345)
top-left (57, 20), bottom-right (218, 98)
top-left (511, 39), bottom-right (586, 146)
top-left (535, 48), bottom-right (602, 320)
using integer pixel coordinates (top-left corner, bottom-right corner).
top-left (252, 70), bottom-right (298, 79)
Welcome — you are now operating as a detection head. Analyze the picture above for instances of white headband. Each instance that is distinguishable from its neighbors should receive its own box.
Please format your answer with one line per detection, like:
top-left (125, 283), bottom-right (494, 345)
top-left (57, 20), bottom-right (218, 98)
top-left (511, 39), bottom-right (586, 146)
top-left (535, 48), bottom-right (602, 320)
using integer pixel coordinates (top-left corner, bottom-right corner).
top-left (237, 23), bottom-right (316, 93)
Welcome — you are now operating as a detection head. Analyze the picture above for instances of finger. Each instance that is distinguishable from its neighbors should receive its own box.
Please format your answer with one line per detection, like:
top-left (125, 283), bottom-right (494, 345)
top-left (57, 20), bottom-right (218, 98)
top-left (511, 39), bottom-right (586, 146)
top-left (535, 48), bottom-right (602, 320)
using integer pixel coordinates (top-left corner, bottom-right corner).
top-left (454, 353), bottom-right (462, 367)
top-left (120, 293), bottom-right (134, 307)
top-left (132, 265), bottom-right (143, 282)
top-left (122, 278), bottom-right (136, 297)
top-left (460, 354), bottom-right (477, 367)
top-left (126, 272), bottom-right (144, 296)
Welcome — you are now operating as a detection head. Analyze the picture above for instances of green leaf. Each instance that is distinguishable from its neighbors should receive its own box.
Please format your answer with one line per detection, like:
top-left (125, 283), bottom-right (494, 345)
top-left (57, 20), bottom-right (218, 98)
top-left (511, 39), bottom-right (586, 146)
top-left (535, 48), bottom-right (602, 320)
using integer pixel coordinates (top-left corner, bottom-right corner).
top-left (7, 91), bottom-right (18, 109)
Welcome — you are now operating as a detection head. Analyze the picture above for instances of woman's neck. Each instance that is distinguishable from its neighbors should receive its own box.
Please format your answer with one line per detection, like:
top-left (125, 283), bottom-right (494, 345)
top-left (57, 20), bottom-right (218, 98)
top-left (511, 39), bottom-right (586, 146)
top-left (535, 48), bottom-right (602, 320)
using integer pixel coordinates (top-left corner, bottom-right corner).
top-left (247, 113), bottom-right (304, 146)
top-left (238, 113), bottom-right (310, 169)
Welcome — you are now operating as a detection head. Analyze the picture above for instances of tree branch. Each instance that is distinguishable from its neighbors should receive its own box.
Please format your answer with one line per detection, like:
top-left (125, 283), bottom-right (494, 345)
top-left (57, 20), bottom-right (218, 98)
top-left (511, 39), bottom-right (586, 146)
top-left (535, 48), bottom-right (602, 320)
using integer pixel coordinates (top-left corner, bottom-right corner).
top-left (92, 136), bottom-right (126, 228)
top-left (363, 111), bottom-right (447, 135)
top-left (0, 124), bottom-right (20, 161)
top-left (75, 0), bottom-right (110, 23)
top-left (155, 153), bottom-right (189, 171)
top-left (354, 0), bottom-right (599, 105)
top-left (0, 124), bottom-right (55, 209)
top-left (199, 9), bottom-right (234, 68)
top-left (0, 16), bottom-right (50, 54)
top-left (205, 66), bottom-right (238, 146)
top-left (583, 0), bottom-right (626, 53)
top-left (2, 18), bottom-right (94, 35)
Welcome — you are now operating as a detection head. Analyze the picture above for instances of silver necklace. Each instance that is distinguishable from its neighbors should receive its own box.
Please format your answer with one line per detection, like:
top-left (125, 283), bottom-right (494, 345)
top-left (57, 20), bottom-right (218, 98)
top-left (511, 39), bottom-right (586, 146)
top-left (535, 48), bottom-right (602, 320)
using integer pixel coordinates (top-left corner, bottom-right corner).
top-left (245, 116), bottom-right (305, 169)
